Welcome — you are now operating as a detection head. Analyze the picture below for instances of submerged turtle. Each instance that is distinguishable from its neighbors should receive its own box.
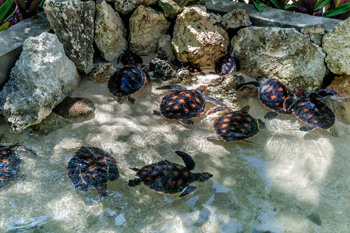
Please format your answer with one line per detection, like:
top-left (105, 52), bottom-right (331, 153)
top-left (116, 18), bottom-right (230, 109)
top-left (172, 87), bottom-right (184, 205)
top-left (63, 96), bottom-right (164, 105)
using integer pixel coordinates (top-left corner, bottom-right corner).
top-left (207, 105), bottom-right (265, 142)
top-left (0, 135), bottom-right (37, 189)
top-left (108, 65), bottom-right (151, 104)
top-left (236, 77), bottom-right (293, 120)
top-left (284, 88), bottom-right (336, 132)
top-left (215, 54), bottom-right (240, 76)
top-left (128, 151), bottom-right (213, 197)
top-left (153, 84), bottom-right (222, 125)
top-left (67, 146), bottom-right (119, 196)
top-left (118, 49), bottom-right (143, 68)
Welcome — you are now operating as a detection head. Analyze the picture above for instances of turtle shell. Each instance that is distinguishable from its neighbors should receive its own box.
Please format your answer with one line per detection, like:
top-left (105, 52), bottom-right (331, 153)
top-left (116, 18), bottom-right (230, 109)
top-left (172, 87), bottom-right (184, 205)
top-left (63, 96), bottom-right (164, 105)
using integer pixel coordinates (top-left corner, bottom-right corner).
top-left (290, 97), bottom-right (335, 129)
top-left (0, 146), bottom-right (22, 188)
top-left (67, 146), bottom-right (119, 196)
top-left (215, 55), bottom-right (239, 76)
top-left (136, 160), bottom-right (192, 194)
top-left (213, 110), bottom-right (260, 141)
top-left (259, 79), bottom-right (292, 114)
top-left (159, 89), bottom-right (205, 120)
top-left (120, 50), bottom-right (143, 67)
top-left (108, 66), bottom-right (147, 98)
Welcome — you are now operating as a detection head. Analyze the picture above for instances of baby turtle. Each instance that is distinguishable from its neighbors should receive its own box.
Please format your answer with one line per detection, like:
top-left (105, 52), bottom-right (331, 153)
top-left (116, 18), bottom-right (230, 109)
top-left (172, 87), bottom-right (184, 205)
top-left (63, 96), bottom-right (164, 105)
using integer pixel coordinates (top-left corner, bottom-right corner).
top-left (108, 65), bottom-right (151, 104)
top-left (153, 84), bottom-right (222, 125)
top-left (236, 77), bottom-right (293, 120)
top-left (284, 88), bottom-right (336, 132)
top-left (128, 151), bottom-right (213, 197)
top-left (207, 105), bottom-right (264, 142)
top-left (67, 146), bottom-right (119, 196)
top-left (215, 54), bottom-right (240, 76)
top-left (118, 49), bottom-right (143, 68)
top-left (0, 135), bottom-right (37, 189)
top-left (172, 60), bottom-right (204, 75)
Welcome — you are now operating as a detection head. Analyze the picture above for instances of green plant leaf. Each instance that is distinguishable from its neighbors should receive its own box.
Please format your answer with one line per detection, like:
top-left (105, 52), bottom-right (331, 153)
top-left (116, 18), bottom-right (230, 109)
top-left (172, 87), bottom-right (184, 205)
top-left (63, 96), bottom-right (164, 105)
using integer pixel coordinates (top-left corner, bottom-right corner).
top-left (0, 21), bottom-right (9, 31)
top-left (315, 0), bottom-right (330, 9)
top-left (270, 0), bottom-right (286, 9)
top-left (0, 0), bottom-right (14, 21)
top-left (324, 2), bottom-right (350, 16)
top-left (252, 0), bottom-right (265, 13)
top-left (292, 0), bottom-right (299, 7)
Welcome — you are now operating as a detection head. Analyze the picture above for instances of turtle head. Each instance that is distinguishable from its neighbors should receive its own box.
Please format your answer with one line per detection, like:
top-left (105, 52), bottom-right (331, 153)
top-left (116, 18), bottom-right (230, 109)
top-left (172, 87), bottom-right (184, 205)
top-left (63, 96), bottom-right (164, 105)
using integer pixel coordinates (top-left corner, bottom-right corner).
top-left (241, 105), bottom-right (250, 113)
top-left (196, 85), bottom-right (207, 94)
top-left (256, 76), bottom-right (268, 84)
top-left (294, 87), bottom-right (306, 98)
top-left (195, 172), bottom-right (213, 182)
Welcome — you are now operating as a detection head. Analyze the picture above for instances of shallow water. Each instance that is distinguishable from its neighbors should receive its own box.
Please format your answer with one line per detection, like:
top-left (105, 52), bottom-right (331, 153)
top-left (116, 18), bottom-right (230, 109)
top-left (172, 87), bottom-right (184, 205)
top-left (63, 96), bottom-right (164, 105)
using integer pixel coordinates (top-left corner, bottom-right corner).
top-left (0, 74), bottom-right (349, 233)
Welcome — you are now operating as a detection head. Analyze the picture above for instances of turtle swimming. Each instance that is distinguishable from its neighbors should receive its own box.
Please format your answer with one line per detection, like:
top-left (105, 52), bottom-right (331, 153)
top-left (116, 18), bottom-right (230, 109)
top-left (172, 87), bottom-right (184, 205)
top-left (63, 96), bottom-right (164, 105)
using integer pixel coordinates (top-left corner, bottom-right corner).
top-left (207, 105), bottom-right (264, 142)
top-left (108, 65), bottom-right (151, 104)
top-left (67, 146), bottom-right (119, 196)
top-left (128, 151), bottom-right (213, 197)
top-left (153, 84), bottom-right (222, 125)
top-left (283, 87), bottom-right (336, 132)
top-left (236, 77), bottom-right (293, 120)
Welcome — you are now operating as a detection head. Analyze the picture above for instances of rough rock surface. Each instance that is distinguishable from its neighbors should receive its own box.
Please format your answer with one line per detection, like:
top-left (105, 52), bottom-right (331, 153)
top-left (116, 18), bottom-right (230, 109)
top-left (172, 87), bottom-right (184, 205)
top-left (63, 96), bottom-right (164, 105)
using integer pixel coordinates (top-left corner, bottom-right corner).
top-left (129, 5), bottom-right (170, 53)
top-left (87, 63), bottom-right (117, 82)
top-left (232, 26), bottom-right (327, 91)
top-left (95, 0), bottom-right (128, 62)
top-left (172, 6), bottom-right (229, 68)
top-left (158, 0), bottom-right (182, 18)
top-left (53, 96), bottom-right (95, 118)
top-left (156, 35), bottom-right (175, 61)
top-left (44, 0), bottom-right (95, 74)
top-left (0, 32), bottom-right (80, 132)
top-left (301, 24), bottom-right (325, 46)
top-left (323, 18), bottom-right (350, 75)
top-left (114, 0), bottom-right (157, 15)
top-left (222, 9), bottom-right (251, 30)
top-left (31, 113), bottom-right (70, 135)
top-left (173, 0), bottom-right (204, 7)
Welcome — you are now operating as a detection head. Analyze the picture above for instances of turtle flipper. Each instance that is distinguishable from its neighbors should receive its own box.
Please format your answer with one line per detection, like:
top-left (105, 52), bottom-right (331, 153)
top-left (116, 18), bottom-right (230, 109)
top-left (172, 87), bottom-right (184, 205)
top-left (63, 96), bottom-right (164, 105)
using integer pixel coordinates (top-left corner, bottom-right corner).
top-left (128, 96), bottom-right (135, 104)
top-left (179, 186), bottom-right (197, 197)
top-left (175, 151), bottom-right (195, 170)
top-left (153, 110), bottom-right (162, 116)
top-left (179, 119), bottom-right (194, 125)
top-left (264, 112), bottom-right (278, 120)
top-left (156, 85), bottom-right (187, 91)
top-left (309, 89), bottom-right (337, 100)
top-left (204, 96), bottom-right (223, 106)
top-left (207, 134), bottom-right (222, 141)
top-left (96, 184), bottom-right (108, 196)
top-left (257, 119), bottom-right (265, 129)
top-left (8, 145), bottom-right (38, 157)
top-left (300, 125), bottom-right (315, 131)
top-left (128, 178), bottom-right (142, 187)
top-left (235, 81), bottom-right (260, 91)
top-left (206, 106), bottom-right (232, 115)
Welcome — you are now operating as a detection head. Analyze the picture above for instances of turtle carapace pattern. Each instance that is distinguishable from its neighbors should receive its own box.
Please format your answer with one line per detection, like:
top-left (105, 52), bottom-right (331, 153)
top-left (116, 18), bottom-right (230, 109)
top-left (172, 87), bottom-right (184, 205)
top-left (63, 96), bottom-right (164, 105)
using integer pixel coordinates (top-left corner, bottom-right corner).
top-left (118, 49), bottom-right (143, 68)
top-left (67, 146), bottom-right (119, 196)
top-left (215, 55), bottom-right (240, 76)
top-left (128, 151), bottom-right (213, 197)
top-left (283, 88), bottom-right (336, 132)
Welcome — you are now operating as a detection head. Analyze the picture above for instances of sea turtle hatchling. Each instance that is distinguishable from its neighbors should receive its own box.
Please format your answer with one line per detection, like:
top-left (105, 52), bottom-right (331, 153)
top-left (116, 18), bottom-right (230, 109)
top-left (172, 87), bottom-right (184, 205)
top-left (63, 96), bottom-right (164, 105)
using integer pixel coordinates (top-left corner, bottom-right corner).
top-left (207, 105), bottom-right (265, 142)
top-left (128, 151), bottom-right (213, 197)
top-left (153, 84), bottom-right (222, 125)
top-left (214, 54), bottom-right (240, 76)
top-left (283, 87), bottom-right (337, 132)
top-left (67, 146), bottom-right (119, 196)
top-left (108, 65), bottom-right (151, 104)
top-left (236, 77), bottom-right (293, 120)
top-left (118, 49), bottom-right (143, 68)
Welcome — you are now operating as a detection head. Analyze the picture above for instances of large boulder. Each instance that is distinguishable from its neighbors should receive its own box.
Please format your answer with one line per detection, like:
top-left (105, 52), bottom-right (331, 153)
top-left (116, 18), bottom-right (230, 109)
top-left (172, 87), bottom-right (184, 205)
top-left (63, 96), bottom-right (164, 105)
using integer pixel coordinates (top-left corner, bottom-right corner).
top-left (113, 0), bottom-right (157, 15)
top-left (172, 6), bottom-right (229, 68)
top-left (232, 27), bottom-right (327, 91)
top-left (158, 0), bottom-right (183, 18)
top-left (0, 32), bottom-right (80, 132)
top-left (44, 0), bottom-right (95, 74)
top-left (95, 0), bottom-right (128, 62)
top-left (323, 17), bottom-right (350, 75)
top-left (222, 9), bottom-right (251, 30)
top-left (129, 5), bottom-right (170, 53)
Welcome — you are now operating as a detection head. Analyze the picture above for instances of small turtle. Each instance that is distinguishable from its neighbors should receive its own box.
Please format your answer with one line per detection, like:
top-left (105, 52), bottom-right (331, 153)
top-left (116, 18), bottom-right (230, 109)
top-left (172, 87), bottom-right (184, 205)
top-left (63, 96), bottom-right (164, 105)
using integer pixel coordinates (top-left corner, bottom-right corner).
top-left (207, 105), bottom-right (265, 142)
top-left (153, 84), bottom-right (222, 125)
top-left (0, 135), bottom-right (37, 189)
top-left (67, 146), bottom-right (119, 196)
top-left (118, 49), bottom-right (143, 68)
top-left (215, 54), bottom-right (240, 76)
top-left (172, 60), bottom-right (204, 75)
top-left (283, 88), bottom-right (336, 132)
top-left (128, 151), bottom-right (213, 197)
top-left (108, 65), bottom-right (151, 104)
top-left (236, 77), bottom-right (293, 120)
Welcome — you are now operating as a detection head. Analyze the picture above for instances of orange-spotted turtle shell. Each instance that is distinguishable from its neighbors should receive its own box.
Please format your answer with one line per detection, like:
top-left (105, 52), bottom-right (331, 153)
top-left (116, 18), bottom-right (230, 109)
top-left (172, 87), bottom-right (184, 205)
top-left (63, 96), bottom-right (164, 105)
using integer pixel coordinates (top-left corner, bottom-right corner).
top-left (215, 55), bottom-right (240, 76)
top-left (67, 146), bottom-right (119, 196)
top-left (119, 49), bottom-right (143, 67)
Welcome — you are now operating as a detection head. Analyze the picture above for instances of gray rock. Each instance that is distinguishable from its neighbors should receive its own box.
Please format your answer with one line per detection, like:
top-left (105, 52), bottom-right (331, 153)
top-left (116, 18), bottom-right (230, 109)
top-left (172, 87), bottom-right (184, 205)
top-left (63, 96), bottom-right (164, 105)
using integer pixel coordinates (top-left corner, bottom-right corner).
top-left (172, 6), bottom-right (228, 68)
top-left (174, 0), bottom-right (204, 7)
top-left (114, 0), bottom-right (157, 15)
top-left (222, 9), bottom-right (251, 30)
top-left (129, 5), bottom-right (171, 53)
top-left (44, 0), bottom-right (95, 74)
top-left (323, 17), bottom-right (350, 75)
top-left (53, 96), bottom-right (95, 118)
top-left (30, 112), bottom-right (70, 135)
top-left (158, 0), bottom-right (183, 18)
top-left (301, 24), bottom-right (325, 46)
top-left (232, 27), bottom-right (327, 91)
top-left (95, 0), bottom-right (128, 62)
top-left (156, 35), bottom-right (175, 61)
top-left (87, 62), bottom-right (117, 83)
top-left (0, 32), bottom-right (80, 132)
top-left (149, 58), bottom-right (177, 80)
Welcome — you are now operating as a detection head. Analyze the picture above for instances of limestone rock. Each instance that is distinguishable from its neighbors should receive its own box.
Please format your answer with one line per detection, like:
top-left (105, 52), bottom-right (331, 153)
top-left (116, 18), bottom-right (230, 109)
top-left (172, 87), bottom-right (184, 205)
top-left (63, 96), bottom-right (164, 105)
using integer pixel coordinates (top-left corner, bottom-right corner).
top-left (30, 113), bottom-right (70, 135)
top-left (232, 26), bottom-right (327, 91)
top-left (173, 0), bottom-right (204, 7)
top-left (222, 9), bottom-right (251, 30)
top-left (149, 58), bottom-right (177, 80)
top-left (44, 0), bottom-right (95, 74)
top-left (129, 5), bottom-right (171, 53)
top-left (156, 35), bottom-right (175, 61)
top-left (301, 24), bottom-right (325, 46)
top-left (323, 18), bottom-right (350, 75)
top-left (0, 32), bottom-right (80, 132)
top-left (95, 0), bottom-right (128, 62)
top-left (158, 0), bottom-right (182, 18)
top-left (172, 6), bottom-right (229, 68)
top-left (53, 96), bottom-right (95, 118)
top-left (87, 62), bottom-right (117, 82)
top-left (114, 0), bottom-right (157, 15)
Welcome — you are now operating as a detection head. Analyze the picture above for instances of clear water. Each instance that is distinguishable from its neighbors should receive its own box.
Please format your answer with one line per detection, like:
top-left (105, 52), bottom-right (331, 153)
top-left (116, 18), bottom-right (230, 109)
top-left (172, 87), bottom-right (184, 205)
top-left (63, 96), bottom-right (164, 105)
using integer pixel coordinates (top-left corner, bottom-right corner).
top-left (0, 75), bottom-right (349, 233)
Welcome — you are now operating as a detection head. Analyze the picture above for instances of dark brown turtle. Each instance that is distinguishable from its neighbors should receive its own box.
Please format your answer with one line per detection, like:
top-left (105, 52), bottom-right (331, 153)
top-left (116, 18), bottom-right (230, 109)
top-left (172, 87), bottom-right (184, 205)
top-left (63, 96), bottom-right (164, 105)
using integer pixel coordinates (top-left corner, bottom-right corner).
top-left (108, 65), bottom-right (151, 104)
top-left (236, 77), bottom-right (293, 120)
top-left (118, 49), bottom-right (143, 68)
top-left (0, 135), bottom-right (37, 189)
top-left (284, 88), bottom-right (336, 132)
top-left (67, 146), bottom-right (119, 196)
top-left (153, 85), bottom-right (222, 125)
top-left (215, 54), bottom-right (240, 76)
top-left (128, 151), bottom-right (213, 197)
top-left (207, 105), bottom-right (264, 142)
top-left (171, 60), bottom-right (205, 75)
